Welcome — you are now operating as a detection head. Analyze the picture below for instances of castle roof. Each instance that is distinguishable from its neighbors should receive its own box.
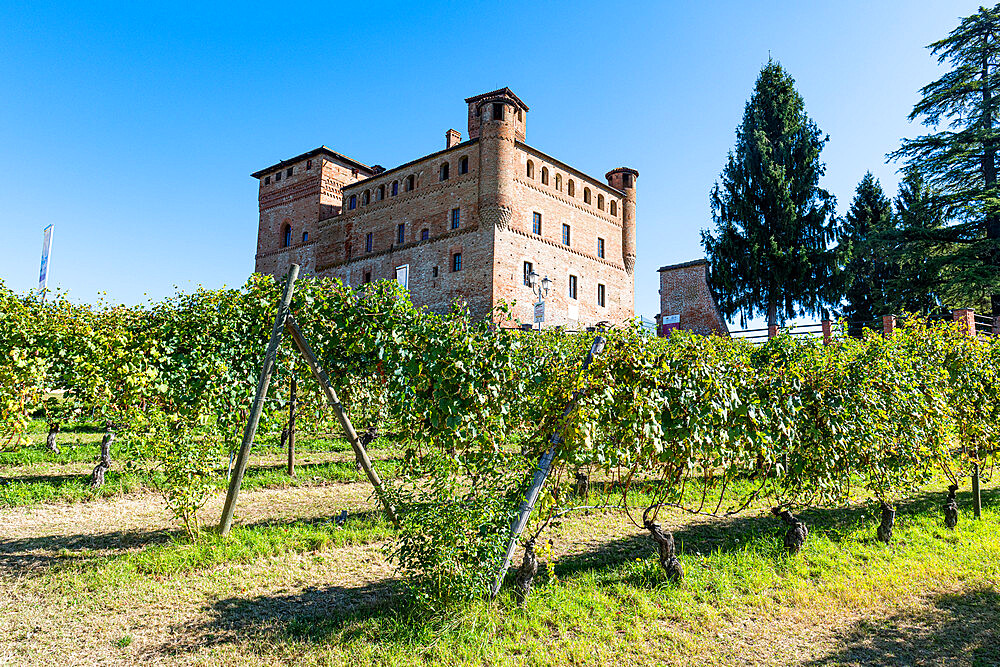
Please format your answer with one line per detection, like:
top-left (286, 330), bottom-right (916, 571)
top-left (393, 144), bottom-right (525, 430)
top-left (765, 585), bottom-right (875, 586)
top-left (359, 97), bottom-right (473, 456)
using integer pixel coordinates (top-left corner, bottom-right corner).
top-left (465, 88), bottom-right (529, 112)
top-left (658, 259), bottom-right (708, 272)
top-left (251, 146), bottom-right (374, 179)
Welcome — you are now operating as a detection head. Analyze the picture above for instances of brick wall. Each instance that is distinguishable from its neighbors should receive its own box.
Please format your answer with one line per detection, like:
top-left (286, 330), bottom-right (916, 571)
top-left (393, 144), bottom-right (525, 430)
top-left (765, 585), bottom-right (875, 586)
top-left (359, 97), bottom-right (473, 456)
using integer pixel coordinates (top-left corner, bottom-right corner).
top-left (658, 259), bottom-right (728, 335)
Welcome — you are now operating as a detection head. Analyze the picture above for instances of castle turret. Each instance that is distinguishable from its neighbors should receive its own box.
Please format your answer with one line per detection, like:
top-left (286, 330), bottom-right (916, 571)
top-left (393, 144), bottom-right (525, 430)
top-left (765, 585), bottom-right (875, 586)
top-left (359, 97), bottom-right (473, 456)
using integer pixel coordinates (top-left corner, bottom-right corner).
top-left (467, 88), bottom-right (528, 231)
top-left (606, 167), bottom-right (638, 275)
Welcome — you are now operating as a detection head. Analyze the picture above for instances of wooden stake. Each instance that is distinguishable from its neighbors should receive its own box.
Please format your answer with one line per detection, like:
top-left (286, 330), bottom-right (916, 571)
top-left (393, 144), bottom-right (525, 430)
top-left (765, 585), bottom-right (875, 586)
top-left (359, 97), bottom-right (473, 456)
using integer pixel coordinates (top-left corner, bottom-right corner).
top-left (288, 374), bottom-right (297, 477)
top-left (489, 335), bottom-right (606, 600)
top-left (218, 264), bottom-right (299, 536)
top-left (285, 315), bottom-right (400, 528)
top-left (972, 462), bottom-right (982, 520)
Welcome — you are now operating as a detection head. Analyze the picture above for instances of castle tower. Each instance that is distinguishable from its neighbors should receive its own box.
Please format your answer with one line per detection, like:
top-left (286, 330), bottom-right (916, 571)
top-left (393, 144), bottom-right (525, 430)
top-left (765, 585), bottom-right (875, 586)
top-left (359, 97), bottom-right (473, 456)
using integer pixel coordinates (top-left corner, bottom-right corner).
top-left (467, 88), bottom-right (528, 231)
top-left (606, 167), bottom-right (638, 275)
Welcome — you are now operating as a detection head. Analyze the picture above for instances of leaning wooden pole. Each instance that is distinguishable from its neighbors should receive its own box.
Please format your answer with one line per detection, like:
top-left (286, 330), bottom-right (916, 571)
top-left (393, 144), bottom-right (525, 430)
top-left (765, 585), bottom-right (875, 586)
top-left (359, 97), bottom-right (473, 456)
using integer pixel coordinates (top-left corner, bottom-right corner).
top-left (285, 315), bottom-right (400, 528)
top-left (218, 264), bottom-right (299, 536)
top-left (288, 373), bottom-right (297, 477)
top-left (489, 335), bottom-right (606, 600)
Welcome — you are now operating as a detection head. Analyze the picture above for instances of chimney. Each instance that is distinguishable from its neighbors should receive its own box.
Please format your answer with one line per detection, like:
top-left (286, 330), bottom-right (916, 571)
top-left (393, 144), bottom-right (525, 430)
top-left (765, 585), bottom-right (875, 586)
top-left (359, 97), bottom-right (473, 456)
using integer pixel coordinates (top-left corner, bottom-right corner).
top-left (446, 129), bottom-right (462, 149)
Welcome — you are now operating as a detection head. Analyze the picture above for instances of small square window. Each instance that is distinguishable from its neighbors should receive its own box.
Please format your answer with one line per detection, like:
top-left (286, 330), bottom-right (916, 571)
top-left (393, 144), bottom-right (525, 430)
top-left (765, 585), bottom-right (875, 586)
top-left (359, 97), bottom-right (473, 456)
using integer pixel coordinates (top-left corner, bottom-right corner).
top-left (397, 223), bottom-right (405, 245)
top-left (451, 208), bottom-right (461, 229)
top-left (597, 283), bottom-right (606, 307)
top-left (597, 237), bottom-right (605, 259)
top-left (452, 253), bottom-right (462, 272)
top-left (365, 232), bottom-right (372, 253)
top-left (562, 224), bottom-right (571, 246)
top-left (532, 212), bottom-right (542, 235)
top-left (523, 261), bottom-right (533, 287)
top-left (568, 275), bottom-right (577, 300)
top-left (421, 228), bottom-right (429, 241)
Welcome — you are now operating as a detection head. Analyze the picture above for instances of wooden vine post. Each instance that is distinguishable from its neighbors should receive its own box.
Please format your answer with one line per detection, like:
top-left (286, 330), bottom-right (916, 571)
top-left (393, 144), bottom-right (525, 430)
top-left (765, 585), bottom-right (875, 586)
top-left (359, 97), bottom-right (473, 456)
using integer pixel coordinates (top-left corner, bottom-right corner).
top-left (489, 335), bottom-right (606, 600)
top-left (218, 264), bottom-right (299, 536)
top-left (288, 374), bottom-right (297, 477)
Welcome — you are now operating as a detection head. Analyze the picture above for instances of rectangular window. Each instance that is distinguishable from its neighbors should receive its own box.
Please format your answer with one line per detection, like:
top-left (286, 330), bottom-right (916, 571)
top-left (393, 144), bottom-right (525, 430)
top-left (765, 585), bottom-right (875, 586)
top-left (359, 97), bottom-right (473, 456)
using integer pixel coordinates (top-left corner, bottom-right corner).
top-left (452, 252), bottom-right (462, 272)
top-left (432, 266), bottom-right (439, 277)
top-left (568, 275), bottom-right (577, 300)
top-left (302, 231), bottom-right (309, 243)
top-left (451, 207), bottom-right (461, 229)
top-left (365, 232), bottom-right (373, 253)
top-left (493, 102), bottom-right (504, 121)
top-left (306, 159), bottom-right (312, 170)
top-left (392, 181), bottom-right (398, 196)
top-left (397, 223), bottom-right (405, 244)
top-left (275, 171), bottom-right (281, 182)
top-left (597, 237), bottom-right (605, 259)
top-left (421, 228), bottom-right (429, 241)
top-left (396, 264), bottom-right (409, 290)
top-left (287, 167), bottom-right (293, 177)
top-left (597, 283), bottom-right (605, 307)
top-left (532, 212), bottom-right (542, 235)
top-left (562, 224), bottom-right (571, 246)
top-left (364, 271), bottom-right (372, 283)
top-left (264, 176), bottom-right (270, 185)
top-left (523, 261), bottom-right (533, 287)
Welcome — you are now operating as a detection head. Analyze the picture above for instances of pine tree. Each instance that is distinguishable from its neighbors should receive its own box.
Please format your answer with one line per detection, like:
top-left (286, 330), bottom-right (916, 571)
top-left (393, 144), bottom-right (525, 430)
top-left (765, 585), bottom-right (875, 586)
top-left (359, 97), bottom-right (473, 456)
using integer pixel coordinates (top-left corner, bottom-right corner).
top-left (702, 60), bottom-right (839, 328)
top-left (839, 173), bottom-right (897, 324)
top-left (889, 169), bottom-right (949, 313)
top-left (889, 4), bottom-right (1000, 316)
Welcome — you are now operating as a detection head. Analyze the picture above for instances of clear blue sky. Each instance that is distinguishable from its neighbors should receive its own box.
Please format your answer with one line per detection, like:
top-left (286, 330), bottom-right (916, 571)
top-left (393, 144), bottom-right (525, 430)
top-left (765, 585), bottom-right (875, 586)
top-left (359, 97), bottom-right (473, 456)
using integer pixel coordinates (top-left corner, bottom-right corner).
top-left (0, 1), bottom-right (984, 321)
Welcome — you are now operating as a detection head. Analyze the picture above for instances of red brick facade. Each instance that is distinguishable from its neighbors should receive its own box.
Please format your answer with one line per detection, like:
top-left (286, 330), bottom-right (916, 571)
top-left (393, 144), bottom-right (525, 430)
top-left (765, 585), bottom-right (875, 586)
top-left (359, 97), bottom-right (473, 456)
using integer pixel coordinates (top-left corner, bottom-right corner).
top-left (253, 88), bottom-right (636, 327)
top-left (657, 259), bottom-right (728, 336)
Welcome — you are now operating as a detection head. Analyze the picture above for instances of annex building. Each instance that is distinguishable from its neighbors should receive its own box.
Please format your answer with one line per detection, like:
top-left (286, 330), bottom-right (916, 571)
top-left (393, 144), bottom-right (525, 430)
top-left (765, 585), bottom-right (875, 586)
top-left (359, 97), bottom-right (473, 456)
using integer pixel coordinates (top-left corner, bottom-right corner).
top-left (252, 88), bottom-right (637, 327)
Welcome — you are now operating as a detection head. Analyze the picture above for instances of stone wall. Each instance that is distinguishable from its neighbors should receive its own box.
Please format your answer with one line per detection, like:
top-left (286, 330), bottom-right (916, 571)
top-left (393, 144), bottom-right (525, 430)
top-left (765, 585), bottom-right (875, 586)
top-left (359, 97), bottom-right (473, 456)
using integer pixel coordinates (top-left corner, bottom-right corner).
top-left (657, 259), bottom-right (729, 335)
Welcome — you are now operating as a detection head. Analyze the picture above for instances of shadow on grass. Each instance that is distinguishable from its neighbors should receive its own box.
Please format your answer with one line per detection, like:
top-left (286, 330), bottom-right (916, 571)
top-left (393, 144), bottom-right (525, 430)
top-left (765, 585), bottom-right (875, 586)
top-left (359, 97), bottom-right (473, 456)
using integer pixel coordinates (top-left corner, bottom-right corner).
top-left (0, 510), bottom-right (382, 576)
top-left (803, 588), bottom-right (1000, 666)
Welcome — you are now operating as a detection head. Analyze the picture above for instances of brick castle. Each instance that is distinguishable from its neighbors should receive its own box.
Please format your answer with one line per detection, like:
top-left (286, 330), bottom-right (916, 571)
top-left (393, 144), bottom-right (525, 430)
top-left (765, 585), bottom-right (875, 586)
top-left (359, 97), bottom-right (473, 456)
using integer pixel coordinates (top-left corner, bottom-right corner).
top-left (253, 88), bottom-right (636, 327)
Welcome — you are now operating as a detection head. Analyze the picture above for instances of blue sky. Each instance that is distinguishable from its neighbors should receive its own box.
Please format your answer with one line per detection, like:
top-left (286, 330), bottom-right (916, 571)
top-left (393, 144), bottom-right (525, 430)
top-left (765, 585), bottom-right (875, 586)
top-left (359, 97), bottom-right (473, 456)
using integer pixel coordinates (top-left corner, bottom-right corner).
top-left (0, 1), bottom-right (984, 321)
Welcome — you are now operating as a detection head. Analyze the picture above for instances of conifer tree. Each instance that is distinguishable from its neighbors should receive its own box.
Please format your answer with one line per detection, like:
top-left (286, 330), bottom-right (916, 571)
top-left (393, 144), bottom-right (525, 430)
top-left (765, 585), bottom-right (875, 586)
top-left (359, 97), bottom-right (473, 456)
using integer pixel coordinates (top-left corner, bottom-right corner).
top-left (703, 60), bottom-right (839, 328)
top-left (889, 169), bottom-right (949, 313)
top-left (839, 173), bottom-right (897, 323)
top-left (890, 4), bottom-right (1000, 316)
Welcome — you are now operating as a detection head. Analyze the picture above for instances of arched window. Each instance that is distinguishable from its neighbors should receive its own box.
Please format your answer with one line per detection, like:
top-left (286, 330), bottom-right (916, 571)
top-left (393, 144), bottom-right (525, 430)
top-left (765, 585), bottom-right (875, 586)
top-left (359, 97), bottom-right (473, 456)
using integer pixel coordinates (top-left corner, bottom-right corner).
top-left (377, 185), bottom-right (385, 200)
top-left (583, 187), bottom-right (591, 204)
top-left (391, 180), bottom-right (399, 196)
top-left (541, 167), bottom-right (549, 185)
top-left (440, 162), bottom-right (450, 181)
top-left (526, 160), bottom-right (534, 179)
top-left (568, 179), bottom-right (575, 197)
top-left (406, 175), bottom-right (415, 191)
top-left (459, 156), bottom-right (469, 174)
top-left (597, 194), bottom-right (604, 210)
top-left (610, 200), bottom-right (617, 216)
top-left (362, 190), bottom-right (370, 205)
top-left (282, 224), bottom-right (292, 248)
top-left (555, 174), bottom-right (562, 191)
top-left (348, 195), bottom-right (357, 210)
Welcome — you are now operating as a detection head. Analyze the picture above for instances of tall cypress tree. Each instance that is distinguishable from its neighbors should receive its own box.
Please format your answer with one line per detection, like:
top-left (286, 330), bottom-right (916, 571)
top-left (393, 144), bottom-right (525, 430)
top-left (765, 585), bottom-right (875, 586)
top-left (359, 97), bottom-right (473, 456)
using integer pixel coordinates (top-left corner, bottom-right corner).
top-left (839, 172), bottom-right (897, 323)
top-left (890, 5), bottom-right (1000, 316)
top-left (703, 60), bottom-right (839, 328)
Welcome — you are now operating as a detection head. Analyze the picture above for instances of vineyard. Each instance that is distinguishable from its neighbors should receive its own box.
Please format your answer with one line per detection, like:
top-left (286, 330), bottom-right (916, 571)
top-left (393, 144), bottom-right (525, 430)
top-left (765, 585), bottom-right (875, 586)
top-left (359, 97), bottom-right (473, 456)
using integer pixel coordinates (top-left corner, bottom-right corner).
top-left (2, 272), bottom-right (999, 664)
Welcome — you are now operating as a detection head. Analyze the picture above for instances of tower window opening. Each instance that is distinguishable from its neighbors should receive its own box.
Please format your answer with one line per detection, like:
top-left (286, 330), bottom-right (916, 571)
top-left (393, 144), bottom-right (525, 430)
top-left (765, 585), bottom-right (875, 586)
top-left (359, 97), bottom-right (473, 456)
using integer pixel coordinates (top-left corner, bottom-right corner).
top-left (433, 265), bottom-right (439, 277)
top-left (362, 190), bottom-right (370, 206)
top-left (264, 176), bottom-right (271, 185)
top-left (275, 171), bottom-right (281, 182)
top-left (421, 228), bottom-right (429, 241)
top-left (610, 200), bottom-right (617, 216)
top-left (452, 252), bottom-right (462, 272)
top-left (440, 162), bottom-right (449, 181)
top-left (583, 187), bottom-right (591, 204)
top-left (597, 283), bottom-right (605, 307)
top-left (459, 156), bottom-right (468, 174)
top-left (597, 237), bottom-right (605, 258)
top-left (567, 179), bottom-right (575, 197)
top-left (532, 212), bottom-right (542, 235)
top-left (392, 180), bottom-right (399, 196)
top-left (349, 195), bottom-right (357, 210)
top-left (492, 102), bottom-right (504, 121)
top-left (365, 232), bottom-right (373, 253)
top-left (397, 223), bottom-right (405, 244)
top-left (562, 223), bottom-right (571, 246)
top-left (555, 174), bottom-right (562, 191)
top-left (282, 224), bottom-right (292, 248)
top-left (526, 160), bottom-right (534, 179)
top-left (523, 261), bottom-right (533, 287)
top-left (451, 207), bottom-right (461, 229)
top-left (302, 231), bottom-right (309, 243)
top-left (623, 173), bottom-right (633, 187)
top-left (377, 185), bottom-right (385, 200)
top-left (306, 159), bottom-right (312, 170)
top-left (568, 275), bottom-right (578, 300)
top-left (287, 167), bottom-right (293, 177)
top-left (541, 167), bottom-right (549, 185)
top-left (597, 194), bottom-right (604, 210)
top-left (364, 271), bottom-right (372, 283)
top-left (406, 175), bottom-right (415, 191)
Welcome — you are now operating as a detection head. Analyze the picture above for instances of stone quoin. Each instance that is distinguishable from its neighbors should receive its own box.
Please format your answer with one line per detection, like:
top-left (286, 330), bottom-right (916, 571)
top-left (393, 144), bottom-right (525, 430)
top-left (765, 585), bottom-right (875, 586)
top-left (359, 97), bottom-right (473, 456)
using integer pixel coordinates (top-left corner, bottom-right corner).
top-left (252, 88), bottom-right (636, 327)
